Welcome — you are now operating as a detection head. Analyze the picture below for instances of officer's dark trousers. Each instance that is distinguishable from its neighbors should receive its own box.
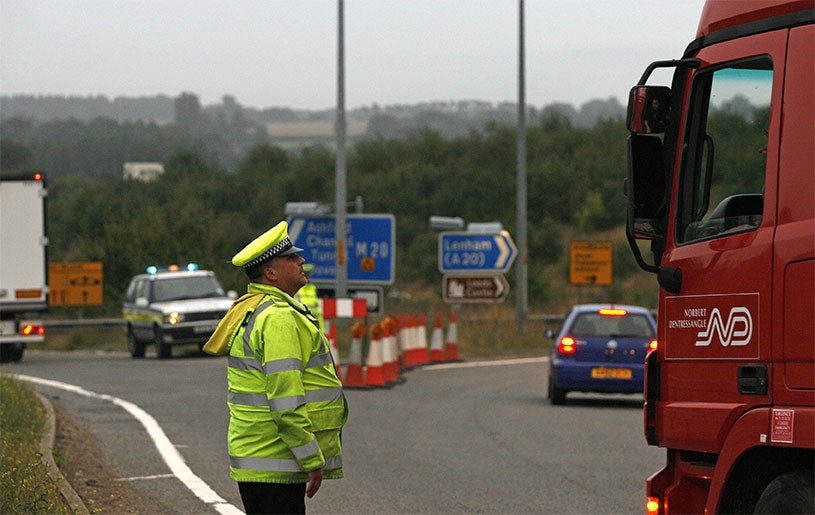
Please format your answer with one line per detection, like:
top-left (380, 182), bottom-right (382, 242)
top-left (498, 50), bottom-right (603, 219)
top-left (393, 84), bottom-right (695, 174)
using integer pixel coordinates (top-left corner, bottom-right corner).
top-left (238, 481), bottom-right (306, 514)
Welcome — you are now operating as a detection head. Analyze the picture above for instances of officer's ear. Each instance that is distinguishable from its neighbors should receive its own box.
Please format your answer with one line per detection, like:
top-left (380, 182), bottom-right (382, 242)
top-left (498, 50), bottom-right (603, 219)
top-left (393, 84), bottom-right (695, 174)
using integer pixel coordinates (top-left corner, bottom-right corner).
top-left (263, 266), bottom-right (274, 282)
top-left (262, 261), bottom-right (278, 282)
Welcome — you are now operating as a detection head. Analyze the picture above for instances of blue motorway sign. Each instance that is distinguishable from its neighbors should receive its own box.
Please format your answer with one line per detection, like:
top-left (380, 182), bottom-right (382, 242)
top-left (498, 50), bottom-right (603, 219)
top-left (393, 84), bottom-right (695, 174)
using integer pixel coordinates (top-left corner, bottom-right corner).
top-left (438, 231), bottom-right (517, 273)
top-left (288, 214), bottom-right (395, 284)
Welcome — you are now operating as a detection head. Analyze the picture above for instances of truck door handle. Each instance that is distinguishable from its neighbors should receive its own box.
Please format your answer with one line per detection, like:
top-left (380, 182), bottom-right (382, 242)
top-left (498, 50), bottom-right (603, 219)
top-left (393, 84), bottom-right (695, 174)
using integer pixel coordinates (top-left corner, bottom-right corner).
top-left (737, 365), bottom-right (767, 395)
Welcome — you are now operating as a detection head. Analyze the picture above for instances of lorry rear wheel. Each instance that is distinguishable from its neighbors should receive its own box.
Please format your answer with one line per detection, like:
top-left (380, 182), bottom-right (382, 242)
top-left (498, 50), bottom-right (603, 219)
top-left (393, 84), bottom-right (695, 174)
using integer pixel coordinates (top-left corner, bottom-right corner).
top-left (0, 345), bottom-right (24, 363)
top-left (154, 328), bottom-right (171, 359)
top-left (754, 470), bottom-right (814, 514)
top-left (127, 328), bottom-right (146, 358)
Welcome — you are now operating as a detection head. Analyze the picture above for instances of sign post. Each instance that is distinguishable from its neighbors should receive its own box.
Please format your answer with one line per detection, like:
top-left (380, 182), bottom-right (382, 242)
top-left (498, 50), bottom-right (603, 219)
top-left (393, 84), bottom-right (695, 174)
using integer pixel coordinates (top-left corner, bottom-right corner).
top-left (48, 261), bottom-right (103, 306)
top-left (443, 275), bottom-right (509, 303)
top-left (288, 214), bottom-right (395, 285)
top-left (438, 231), bottom-right (517, 274)
top-left (569, 241), bottom-right (613, 286)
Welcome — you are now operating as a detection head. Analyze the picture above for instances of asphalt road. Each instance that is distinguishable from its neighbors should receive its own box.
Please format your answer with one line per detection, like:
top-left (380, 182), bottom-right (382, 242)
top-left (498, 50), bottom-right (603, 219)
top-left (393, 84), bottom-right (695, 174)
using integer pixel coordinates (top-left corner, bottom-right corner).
top-left (10, 350), bottom-right (663, 514)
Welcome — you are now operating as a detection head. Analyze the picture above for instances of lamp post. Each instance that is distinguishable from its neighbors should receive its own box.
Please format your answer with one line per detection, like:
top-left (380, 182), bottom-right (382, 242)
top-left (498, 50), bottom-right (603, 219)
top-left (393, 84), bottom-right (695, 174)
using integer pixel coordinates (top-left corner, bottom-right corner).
top-left (335, 0), bottom-right (348, 297)
top-left (516, 0), bottom-right (529, 333)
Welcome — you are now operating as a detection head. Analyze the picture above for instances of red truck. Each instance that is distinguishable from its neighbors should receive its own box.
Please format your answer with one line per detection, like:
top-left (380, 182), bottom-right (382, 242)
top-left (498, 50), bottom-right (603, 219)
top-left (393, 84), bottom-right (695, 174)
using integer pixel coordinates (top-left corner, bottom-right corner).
top-left (624, 1), bottom-right (814, 513)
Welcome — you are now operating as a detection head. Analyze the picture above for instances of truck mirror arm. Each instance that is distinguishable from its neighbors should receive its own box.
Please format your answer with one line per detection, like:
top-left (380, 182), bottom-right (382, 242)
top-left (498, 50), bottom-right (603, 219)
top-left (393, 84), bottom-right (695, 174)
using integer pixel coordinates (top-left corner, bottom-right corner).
top-left (637, 58), bottom-right (701, 85)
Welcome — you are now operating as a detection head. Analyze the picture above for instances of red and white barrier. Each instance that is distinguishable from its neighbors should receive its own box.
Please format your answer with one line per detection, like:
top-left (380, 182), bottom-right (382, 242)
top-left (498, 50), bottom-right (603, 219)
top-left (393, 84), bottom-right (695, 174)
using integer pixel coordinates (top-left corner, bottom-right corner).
top-left (320, 298), bottom-right (367, 319)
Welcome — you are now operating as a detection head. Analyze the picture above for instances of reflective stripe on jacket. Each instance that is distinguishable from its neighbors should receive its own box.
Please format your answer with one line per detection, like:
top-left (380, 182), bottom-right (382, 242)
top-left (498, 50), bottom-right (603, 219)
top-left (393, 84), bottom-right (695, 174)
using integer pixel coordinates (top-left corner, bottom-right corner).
top-left (227, 283), bottom-right (347, 484)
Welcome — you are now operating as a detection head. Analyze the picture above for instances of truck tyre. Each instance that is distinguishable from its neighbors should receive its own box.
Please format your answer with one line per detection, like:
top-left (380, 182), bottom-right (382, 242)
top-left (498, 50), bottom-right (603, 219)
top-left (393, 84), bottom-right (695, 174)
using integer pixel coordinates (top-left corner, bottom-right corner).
top-left (154, 327), bottom-right (171, 359)
top-left (0, 345), bottom-right (24, 363)
top-left (548, 375), bottom-right (567, 405)
top-left (127, 327), bottom-right (146, 358)
top-left (754, 470), bottom-right (814, 514)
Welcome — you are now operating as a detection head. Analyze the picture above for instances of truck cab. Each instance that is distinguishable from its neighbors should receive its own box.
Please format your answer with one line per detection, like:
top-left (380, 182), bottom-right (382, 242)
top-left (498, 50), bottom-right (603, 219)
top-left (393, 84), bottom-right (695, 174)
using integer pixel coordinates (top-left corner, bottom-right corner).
top-left (624, 1), bottom-right (814, 512)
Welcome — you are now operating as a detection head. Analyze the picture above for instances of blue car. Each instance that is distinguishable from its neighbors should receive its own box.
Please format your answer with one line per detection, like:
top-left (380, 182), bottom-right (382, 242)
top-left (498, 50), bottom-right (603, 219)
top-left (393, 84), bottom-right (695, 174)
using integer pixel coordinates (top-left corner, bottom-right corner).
top-left (547, 304), bottom-right (657, 405)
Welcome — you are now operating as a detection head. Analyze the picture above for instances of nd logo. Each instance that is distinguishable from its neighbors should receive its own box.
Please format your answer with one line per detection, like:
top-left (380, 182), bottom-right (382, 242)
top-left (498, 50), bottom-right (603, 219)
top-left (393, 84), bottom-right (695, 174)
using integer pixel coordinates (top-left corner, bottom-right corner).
top-left (695, 307), bottom-right (753, 347)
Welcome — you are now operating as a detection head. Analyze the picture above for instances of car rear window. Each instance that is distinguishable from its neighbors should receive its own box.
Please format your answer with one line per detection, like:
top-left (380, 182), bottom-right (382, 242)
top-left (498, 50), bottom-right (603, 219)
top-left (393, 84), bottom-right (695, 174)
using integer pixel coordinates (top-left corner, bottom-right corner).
top-left (570, 312), bottom-right (654, 338)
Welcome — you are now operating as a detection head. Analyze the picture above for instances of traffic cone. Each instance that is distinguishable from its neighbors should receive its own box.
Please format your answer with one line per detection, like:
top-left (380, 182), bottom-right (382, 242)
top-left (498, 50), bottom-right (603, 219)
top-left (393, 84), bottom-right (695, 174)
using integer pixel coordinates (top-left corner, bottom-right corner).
top-left (429, 311), bottom-right (446, 362)
top-left (381, 321), bottom-right (400, 385)
top-left (415, 313), bottom-right (430, 366)
top-left (364, 323), bottom-right (387, 388)
top-left (400, 314), bottom-right (417, 368)
top-left (342, 322), bottom-right (366, 388)
top-left (324, 320), bottom-right (342, 380)
top-left (445, 308), bottom-right (461, 361)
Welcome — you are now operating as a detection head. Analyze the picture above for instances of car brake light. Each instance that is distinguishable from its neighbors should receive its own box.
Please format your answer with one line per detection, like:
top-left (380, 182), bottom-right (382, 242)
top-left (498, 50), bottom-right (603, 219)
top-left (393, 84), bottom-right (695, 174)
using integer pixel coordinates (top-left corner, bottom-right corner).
top-left (599, 308), bottom-right (627, 316)
top-left (649, 339), bottom-right (658, 350)
top-left (558, 336), bottom-right (576, 355)
top-left (646, 496), bottom-right (660, 515)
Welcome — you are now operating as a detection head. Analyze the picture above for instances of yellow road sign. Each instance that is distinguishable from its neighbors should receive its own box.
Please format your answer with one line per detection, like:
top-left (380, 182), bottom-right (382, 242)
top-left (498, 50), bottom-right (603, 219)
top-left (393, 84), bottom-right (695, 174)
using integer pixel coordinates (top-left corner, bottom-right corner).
top-left (49, 261), bottom-right (103, 306)
top-left (569, 241), bottom-right (613, 286)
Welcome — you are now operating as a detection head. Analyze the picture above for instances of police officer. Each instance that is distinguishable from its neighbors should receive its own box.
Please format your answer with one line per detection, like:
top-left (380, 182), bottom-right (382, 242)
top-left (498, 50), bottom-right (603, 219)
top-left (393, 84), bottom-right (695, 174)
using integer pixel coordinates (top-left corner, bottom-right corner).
top-left (224, 221), bottom-right (348, 514)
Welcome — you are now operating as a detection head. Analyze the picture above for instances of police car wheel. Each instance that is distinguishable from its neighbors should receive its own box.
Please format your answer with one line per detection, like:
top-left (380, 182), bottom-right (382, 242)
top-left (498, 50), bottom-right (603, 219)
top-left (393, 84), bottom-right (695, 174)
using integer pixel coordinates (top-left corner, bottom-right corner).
top-left (127, 327), bottom-right (146, 358)
top-left (154, 327), bottom-right (171, 359)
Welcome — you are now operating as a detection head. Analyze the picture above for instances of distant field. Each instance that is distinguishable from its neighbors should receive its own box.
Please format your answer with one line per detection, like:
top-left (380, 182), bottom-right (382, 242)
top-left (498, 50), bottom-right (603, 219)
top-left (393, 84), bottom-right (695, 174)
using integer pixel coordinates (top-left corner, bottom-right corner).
top-left (265, 119), bottom-right (368, 138)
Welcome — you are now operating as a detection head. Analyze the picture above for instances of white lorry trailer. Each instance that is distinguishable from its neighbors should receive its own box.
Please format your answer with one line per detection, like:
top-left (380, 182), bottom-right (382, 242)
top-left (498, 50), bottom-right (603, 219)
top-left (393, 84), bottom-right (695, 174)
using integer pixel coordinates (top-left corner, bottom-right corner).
top-left (0, 173), bottom-right (48, 362)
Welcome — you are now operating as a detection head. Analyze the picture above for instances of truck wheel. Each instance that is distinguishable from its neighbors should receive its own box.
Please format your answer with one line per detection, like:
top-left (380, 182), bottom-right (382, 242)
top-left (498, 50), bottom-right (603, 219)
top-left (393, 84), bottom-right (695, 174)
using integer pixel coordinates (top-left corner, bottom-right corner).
top-left (548, 374), bottom-right (567, 405)
top-left (154, 327), bottom-right (171, 359)
top-left (754, 470), bottom-right (814, 514)
top-left (127, 328), bottom-right (146, 358)
top-left (0, 346), bottom-right (24, 363)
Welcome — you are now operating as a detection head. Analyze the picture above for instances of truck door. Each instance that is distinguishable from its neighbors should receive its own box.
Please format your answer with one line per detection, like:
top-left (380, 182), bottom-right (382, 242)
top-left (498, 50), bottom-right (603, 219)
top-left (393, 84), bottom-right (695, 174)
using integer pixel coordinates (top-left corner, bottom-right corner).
top-left (657, 30), bottom-right (788, 451)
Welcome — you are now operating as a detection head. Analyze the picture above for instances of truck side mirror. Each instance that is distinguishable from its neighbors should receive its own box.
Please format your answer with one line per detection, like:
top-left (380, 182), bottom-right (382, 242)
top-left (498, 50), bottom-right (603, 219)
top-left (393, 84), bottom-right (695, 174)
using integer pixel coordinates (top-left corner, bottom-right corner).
top-left (627, 86), bottom-right (672, 134)
top-left (626, 134), bottom-right (667, 239)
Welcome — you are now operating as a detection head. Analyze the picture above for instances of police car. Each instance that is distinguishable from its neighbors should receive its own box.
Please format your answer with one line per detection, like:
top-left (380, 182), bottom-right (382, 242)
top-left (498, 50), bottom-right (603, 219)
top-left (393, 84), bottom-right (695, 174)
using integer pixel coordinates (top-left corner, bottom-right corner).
top-left (122, 264), bottom-right (236, 358)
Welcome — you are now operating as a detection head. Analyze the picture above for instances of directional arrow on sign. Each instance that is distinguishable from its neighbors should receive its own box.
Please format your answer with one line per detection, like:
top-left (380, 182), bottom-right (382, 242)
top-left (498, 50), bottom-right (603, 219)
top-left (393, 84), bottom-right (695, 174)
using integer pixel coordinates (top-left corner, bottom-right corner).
top-left (438, 231), bottom-right (518, 273)
top-left (443, 275), bottom-right (510, 303)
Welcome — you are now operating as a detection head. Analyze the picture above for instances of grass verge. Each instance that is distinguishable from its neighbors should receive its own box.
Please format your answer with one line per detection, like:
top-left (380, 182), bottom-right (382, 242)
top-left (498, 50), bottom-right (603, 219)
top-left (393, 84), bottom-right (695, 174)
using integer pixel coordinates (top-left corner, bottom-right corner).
top-left (0, 372), bottom-right (71, 514)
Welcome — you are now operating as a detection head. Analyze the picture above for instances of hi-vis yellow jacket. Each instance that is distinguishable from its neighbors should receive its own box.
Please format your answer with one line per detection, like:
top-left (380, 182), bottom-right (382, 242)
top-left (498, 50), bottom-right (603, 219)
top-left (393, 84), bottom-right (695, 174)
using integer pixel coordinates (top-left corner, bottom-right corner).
top-left (225, 283), bottom-right (347, 484)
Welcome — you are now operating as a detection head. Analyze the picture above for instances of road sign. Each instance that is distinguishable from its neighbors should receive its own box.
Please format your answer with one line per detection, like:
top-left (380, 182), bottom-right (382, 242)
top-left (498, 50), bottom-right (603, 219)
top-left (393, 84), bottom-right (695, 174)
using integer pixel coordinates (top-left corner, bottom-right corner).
top-left (443, 275), bottom-right (509, 303)
top-left (438, 231), bottom-right (517, 273)
top-left (48, 261), bottom-right (103, 306)
top-left (288, 214), bottom-right (395, 284)
top-left (569, 241), bottom-right (613, 285)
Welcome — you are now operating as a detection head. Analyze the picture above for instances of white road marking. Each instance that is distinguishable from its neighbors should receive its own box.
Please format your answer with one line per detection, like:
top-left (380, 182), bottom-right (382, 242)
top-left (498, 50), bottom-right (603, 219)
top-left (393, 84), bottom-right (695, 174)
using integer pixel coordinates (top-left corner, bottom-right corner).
top-left (19, 375), bottom-right (243, 515)
top-left (418, 356), bottom-right (548, 371)
top-left (117, 473), bottom-right (175, 481)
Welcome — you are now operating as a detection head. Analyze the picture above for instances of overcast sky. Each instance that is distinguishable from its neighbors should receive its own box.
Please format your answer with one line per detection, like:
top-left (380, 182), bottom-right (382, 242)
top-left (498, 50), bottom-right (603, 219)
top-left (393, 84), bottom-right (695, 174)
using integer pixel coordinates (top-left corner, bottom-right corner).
top-left (1, 0), bottom-right (708, 110)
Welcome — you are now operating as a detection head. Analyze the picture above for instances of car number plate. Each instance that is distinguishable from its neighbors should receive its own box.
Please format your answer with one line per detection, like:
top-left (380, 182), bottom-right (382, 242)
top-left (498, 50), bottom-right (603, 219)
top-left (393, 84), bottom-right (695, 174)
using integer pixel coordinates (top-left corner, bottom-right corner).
top-left (591, 367), bottom-right (632, 379)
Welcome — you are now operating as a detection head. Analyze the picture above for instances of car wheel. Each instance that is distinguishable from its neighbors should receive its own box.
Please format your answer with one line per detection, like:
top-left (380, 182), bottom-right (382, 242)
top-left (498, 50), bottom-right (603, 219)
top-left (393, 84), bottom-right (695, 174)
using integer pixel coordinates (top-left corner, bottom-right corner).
top-left (154, 327), bottom-right (171, 359)
top-left (754, 471), bottom-right (814, 514)
top-left (548, 374), bottom-right (567, 405)
top-left (127, 327), bottom-right (146, 358)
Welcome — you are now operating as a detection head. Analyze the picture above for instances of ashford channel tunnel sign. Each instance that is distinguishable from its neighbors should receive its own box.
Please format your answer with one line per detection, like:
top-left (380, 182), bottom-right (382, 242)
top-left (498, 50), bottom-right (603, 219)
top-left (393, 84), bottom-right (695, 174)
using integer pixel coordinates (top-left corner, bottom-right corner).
top-left (438, 231), bottom-right (517, 274)
top-left (287, 214), bottom-right (395, 284)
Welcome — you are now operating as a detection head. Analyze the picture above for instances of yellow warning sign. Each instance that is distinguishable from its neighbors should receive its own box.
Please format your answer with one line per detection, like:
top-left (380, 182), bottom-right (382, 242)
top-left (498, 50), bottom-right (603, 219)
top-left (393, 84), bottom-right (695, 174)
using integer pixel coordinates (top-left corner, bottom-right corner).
top-left (49, 261), bottom-right (103, 306)
top-left (569, 241), bottom-right (613, 286)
